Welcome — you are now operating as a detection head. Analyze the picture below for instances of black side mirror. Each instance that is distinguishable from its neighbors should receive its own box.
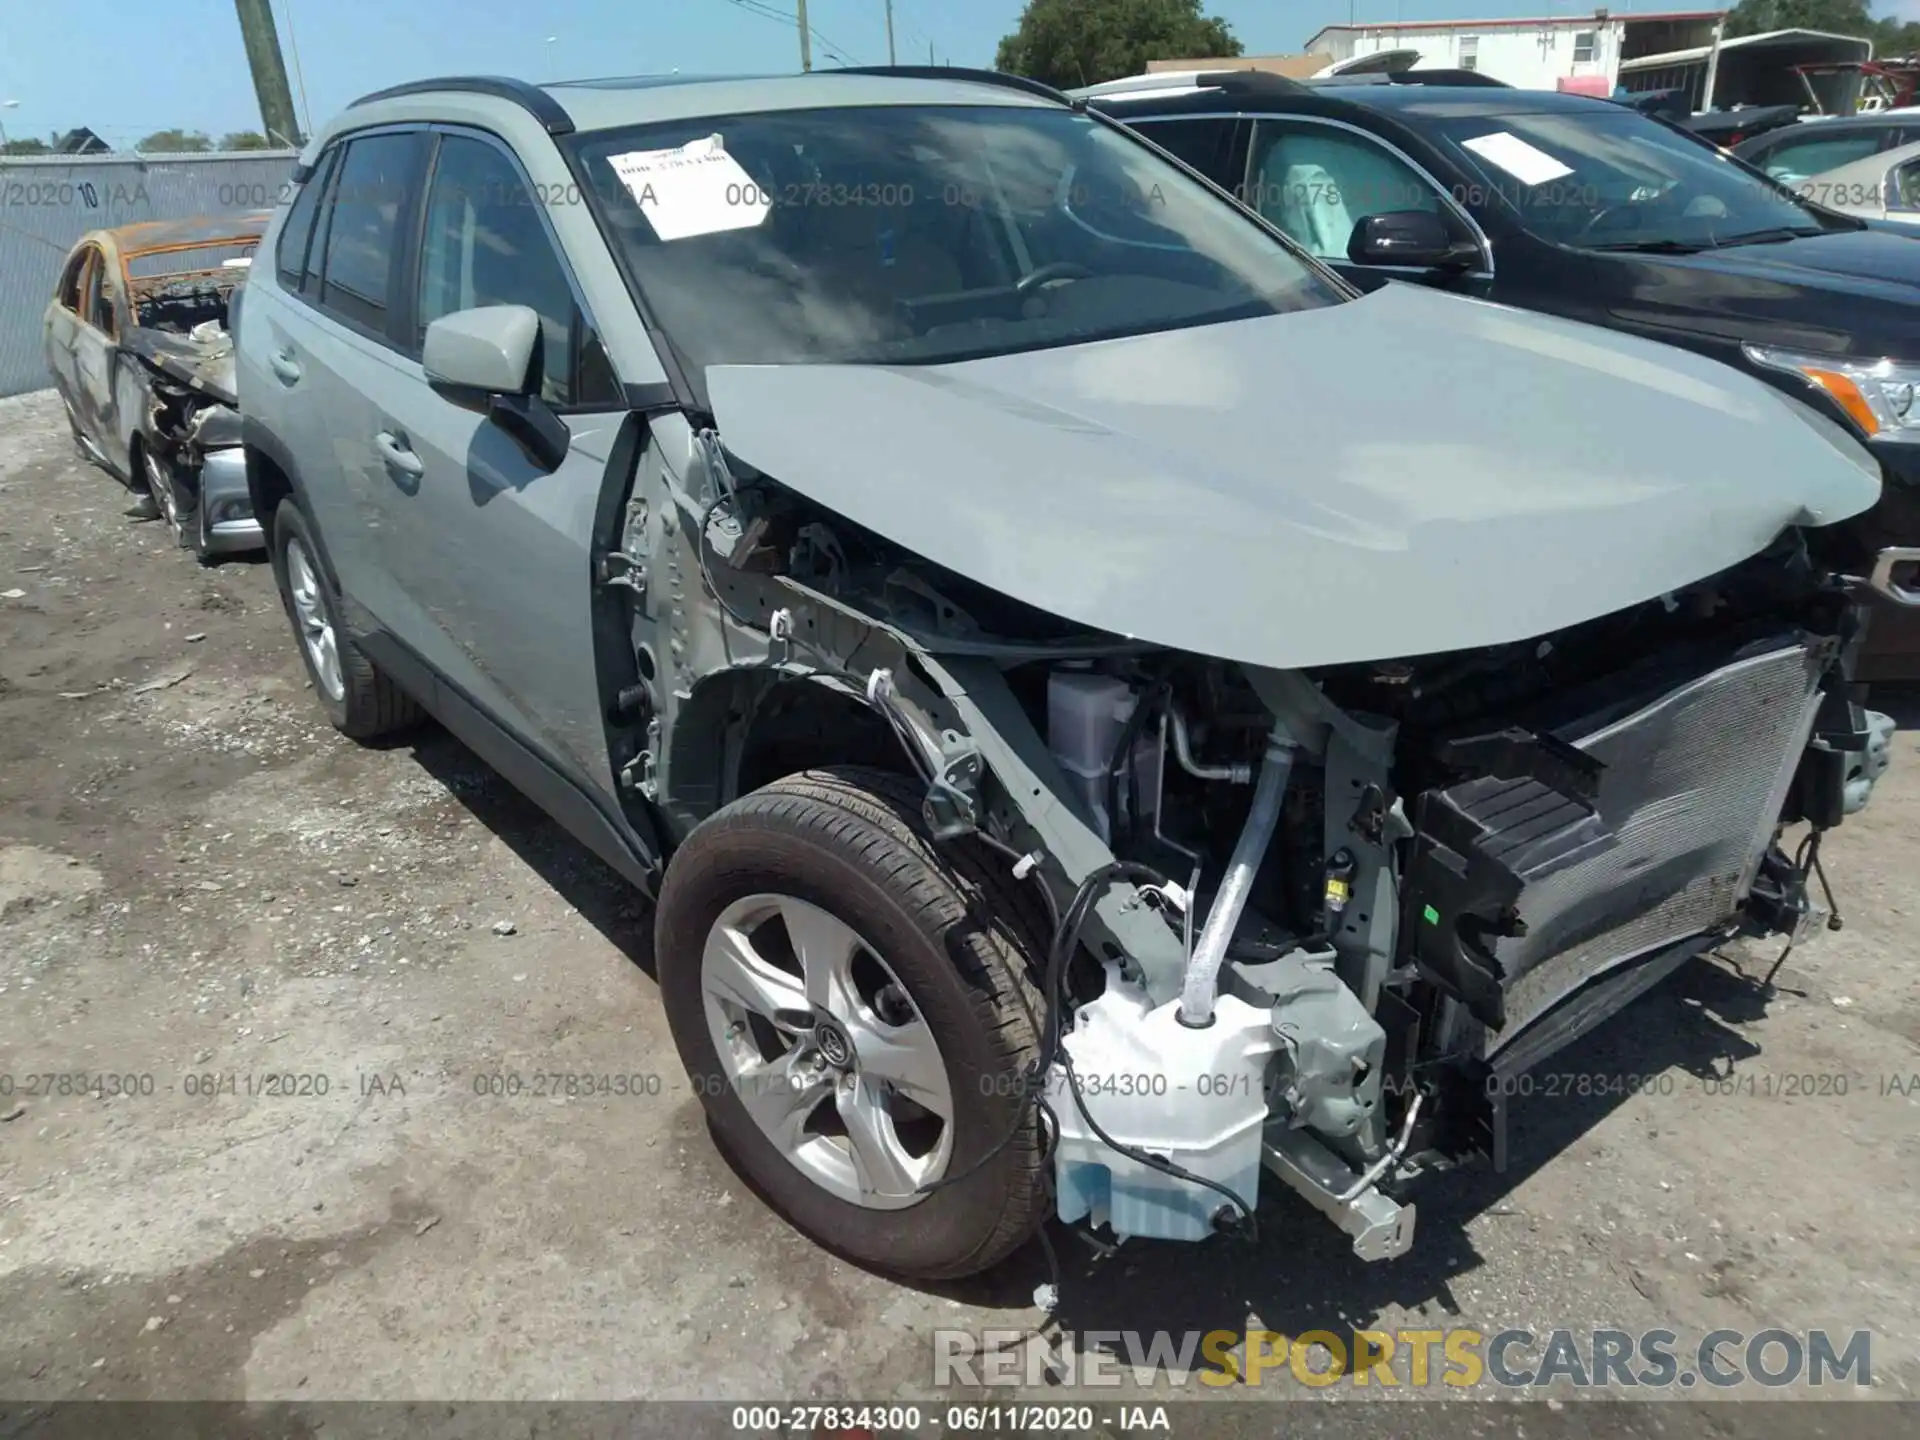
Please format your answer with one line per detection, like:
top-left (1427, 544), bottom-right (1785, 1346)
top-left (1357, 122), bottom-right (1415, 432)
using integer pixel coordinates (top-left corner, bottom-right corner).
top-left (1348, 210), bottom-right (1480, 270)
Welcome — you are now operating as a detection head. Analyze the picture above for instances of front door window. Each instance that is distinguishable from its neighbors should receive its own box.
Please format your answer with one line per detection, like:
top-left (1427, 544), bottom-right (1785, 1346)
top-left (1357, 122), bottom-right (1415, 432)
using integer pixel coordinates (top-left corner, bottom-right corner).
top-left (1246, 121), bottom-right (1454, 263)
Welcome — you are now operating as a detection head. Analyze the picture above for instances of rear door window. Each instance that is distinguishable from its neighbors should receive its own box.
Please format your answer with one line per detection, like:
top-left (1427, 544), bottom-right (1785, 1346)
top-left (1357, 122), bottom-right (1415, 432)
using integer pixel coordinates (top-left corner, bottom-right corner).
top-left (303, 154), bottom-right (339, 296)
top-left (319, 131), bottom-right (425, 337)
top-left (56, 248), bottom-right (89, 311)
top-left (79, 251), bottom-right (106, 333)
top-left (276, 147), bottom-right (336, 292)
top-left (1133, 118), bottom-right (1238, 184)
top-left (90, 260), bottom-right (117, 336)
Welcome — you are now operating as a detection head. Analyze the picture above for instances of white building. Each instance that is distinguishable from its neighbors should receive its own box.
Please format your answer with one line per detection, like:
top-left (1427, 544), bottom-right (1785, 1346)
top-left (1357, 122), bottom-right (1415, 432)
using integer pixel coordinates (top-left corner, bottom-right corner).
top-left (1304, 10), bottom-right (1728, 96)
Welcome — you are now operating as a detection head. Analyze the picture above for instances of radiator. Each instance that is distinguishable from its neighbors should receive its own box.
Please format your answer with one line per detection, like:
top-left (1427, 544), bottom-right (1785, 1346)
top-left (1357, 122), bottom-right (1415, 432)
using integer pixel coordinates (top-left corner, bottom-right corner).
top-left (1492, 637), bottom-right (1826, 1047)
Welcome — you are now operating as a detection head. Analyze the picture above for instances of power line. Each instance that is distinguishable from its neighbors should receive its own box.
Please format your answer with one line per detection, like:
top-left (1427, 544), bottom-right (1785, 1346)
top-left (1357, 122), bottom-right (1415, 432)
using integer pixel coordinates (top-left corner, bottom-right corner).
top-left (717, 0), bottom-right (858, 68)
top-left (278, 0), bottom-right (315, 140)
top-left (892, 0), bottom-right (947, 64)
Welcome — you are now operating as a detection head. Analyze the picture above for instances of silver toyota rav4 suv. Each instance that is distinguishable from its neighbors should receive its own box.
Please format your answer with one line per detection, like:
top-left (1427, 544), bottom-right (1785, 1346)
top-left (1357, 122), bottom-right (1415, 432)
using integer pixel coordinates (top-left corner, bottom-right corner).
top-left (237, 68), bottom-right (1894, 1280)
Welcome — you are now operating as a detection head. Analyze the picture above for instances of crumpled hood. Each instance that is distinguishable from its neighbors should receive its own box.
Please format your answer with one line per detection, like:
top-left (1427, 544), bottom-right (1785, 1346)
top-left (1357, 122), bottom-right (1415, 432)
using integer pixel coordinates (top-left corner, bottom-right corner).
top-left (707, 282), bottom-right (1880, 669)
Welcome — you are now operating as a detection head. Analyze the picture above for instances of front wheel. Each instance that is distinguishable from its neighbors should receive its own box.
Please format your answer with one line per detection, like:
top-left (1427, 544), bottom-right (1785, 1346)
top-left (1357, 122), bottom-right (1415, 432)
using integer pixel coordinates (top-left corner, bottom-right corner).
top-left (142, 446), bottom-right (200, 555)
top-left (655, 767), bottom-right (1050, 1279)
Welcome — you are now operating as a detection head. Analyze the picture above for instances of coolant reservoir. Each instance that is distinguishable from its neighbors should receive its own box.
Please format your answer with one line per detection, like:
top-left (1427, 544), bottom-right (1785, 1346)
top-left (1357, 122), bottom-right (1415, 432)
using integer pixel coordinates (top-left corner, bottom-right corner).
top-left (1046, 672), bottom-right (1160, 841)
top-left (1051, 978), bottom-right (1274, 1243)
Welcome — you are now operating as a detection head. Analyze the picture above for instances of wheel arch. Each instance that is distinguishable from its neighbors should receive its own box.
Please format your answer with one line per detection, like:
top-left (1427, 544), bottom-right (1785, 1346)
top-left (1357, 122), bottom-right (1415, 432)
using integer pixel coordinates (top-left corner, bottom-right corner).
top-left (660, 669), bottom-right (912, 838)
top-left (241, 418), bottom-right (312, 574)
top-left (110, 354), bottom-right (152, 480)
top-left (241, 432), bottom-right (293, 545)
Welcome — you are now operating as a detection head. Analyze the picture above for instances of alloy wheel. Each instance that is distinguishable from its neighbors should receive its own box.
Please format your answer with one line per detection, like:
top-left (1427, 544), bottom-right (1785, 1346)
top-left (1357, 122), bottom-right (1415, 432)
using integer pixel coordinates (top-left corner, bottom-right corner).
top-left (701, 892), bottom-right (955, 1209)
top-left (143, 450), bottom-right (182, 538)
top-left (284, 536), bottom-right (344, 702)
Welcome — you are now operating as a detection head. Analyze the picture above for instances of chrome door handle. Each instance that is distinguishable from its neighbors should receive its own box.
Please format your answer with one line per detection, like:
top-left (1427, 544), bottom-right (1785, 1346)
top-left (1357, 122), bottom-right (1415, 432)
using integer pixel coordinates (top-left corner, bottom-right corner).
top-left (375, 429), bottom-right (425, 478)
top-left (269, 349), bottom-right (302, 385)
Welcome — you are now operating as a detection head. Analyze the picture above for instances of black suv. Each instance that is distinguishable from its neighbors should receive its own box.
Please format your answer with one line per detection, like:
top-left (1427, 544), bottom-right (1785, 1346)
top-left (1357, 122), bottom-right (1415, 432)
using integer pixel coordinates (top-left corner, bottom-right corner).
top-left (1083, 72), bottom-right (1920, 678)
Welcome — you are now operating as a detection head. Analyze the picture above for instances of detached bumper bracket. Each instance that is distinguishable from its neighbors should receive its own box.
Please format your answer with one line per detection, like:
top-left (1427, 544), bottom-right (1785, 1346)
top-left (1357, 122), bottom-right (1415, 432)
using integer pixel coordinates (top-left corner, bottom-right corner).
top-left (1262, 1128), bottom-right (1417, 1262)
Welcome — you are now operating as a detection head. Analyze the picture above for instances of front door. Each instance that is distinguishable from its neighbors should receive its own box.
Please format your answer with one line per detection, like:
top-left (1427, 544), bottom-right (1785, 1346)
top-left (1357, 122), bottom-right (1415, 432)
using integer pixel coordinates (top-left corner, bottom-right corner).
top-left (373, 127), bottom-right (632, 789)
top-left (1243, 119), bottom-right (1493, 299)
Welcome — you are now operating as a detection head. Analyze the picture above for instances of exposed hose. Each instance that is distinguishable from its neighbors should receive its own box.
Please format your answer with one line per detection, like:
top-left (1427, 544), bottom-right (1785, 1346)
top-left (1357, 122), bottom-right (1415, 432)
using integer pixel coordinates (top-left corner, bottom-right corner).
top-left (1178, 735), bottom-right (1295, 1027)
top-left (916, 858), bottom-right (1167, 1197)
top-left (1169, 705), bottom-right (1253, 784)
top-left (1105, 679), bottom-right (1170, 853)
top-left (1334, 1090), bottom-right (1424, 1203)
top-left (865, 668), bottom-right (939, 782)
top-left (929, 848), bottom-right (1264, 1239)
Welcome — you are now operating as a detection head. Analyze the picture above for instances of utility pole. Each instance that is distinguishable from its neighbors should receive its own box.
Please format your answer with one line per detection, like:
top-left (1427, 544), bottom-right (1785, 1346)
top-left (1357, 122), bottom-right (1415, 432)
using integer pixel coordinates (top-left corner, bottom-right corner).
top-left (1702, 19), bottom-right (1725, 112)
top-left (797, 0), bottom-right (813, 71)
top-left (233, 0), bottom-right (301, 147)
top-left (886, 0), bottom-right (897, 65)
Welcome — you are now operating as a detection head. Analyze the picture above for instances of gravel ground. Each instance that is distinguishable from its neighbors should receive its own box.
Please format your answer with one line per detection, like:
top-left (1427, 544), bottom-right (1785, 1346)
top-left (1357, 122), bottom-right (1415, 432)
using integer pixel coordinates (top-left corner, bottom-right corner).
top-left (2, 386), bottom-right (1917, 1433)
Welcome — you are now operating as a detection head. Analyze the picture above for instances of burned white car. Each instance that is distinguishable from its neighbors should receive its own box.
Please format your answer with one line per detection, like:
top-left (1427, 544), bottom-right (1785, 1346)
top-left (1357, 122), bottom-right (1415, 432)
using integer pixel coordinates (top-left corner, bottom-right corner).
top-left (239, 70), bottom-right (1891, 1280)
top-left (45, 213), bottom-right (267, 561)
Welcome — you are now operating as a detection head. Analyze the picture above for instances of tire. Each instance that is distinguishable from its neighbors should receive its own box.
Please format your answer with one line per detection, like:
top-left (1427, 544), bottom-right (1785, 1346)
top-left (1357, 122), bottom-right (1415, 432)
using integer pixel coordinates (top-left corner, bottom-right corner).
top-left (188, 485), bottom-right (220, 568)
top-left (269, 499), bottom-right (421, 741)
top-left (141, 443), bottom-right (198, 555)
top-left (655, 766), bottom-right (1051, 1280)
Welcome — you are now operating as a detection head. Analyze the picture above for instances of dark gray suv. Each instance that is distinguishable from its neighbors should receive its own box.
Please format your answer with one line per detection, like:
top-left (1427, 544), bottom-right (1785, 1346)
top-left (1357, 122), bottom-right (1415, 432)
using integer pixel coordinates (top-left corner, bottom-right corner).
top-left (237, 68), bottom-right (1889, 1280)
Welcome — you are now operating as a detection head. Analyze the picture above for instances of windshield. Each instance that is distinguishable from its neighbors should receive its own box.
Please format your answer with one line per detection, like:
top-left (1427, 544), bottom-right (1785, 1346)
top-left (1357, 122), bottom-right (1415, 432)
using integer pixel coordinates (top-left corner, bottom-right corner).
top-left (1427, 107), bottom-right (1834, 251)
top-left (567, 104), bottom-right (1342, 381)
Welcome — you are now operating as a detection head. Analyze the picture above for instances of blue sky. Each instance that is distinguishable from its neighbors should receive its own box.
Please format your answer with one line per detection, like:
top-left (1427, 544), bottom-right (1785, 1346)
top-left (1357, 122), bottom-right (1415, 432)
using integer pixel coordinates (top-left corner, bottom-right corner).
top-left (4, 0), bottom-right (1920, 148)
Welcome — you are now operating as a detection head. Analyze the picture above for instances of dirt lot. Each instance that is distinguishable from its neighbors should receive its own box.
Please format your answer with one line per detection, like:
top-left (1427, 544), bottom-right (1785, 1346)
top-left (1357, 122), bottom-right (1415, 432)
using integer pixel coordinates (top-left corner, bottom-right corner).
top-left (2, 386), bottom-right (1918, 1428)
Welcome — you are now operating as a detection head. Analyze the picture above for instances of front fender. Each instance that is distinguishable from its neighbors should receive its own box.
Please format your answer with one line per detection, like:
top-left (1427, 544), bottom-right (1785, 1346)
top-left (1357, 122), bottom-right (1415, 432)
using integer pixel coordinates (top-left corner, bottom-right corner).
top-left (112, 355), bottom-right (151, 478)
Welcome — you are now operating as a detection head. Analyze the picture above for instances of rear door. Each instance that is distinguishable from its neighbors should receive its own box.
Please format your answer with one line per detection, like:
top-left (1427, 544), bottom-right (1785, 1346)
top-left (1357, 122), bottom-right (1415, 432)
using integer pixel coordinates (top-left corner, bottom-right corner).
top-left (239, 142), bottom-right (340, 531)
top-left (263, 128), bottom-right (431, 633)
top-left (1241, 117), bottom-right (1492, 297)
top-left (372, 126), bottom-right (630, 783)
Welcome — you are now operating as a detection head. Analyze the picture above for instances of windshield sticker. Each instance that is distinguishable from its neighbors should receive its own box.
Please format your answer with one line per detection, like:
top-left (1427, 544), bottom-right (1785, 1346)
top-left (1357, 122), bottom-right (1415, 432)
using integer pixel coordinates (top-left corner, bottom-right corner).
top-left (1462, 131), bottom-right (1575, 187)
top-left (608, 135), bottom-right (771, 241)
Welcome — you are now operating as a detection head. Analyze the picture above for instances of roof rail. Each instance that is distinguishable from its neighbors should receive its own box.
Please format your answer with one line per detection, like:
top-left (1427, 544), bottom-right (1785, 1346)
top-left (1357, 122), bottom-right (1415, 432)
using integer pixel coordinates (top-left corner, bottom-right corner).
top-left (830, 65), bottom-right (1075, 106)
top-left (1072, 72), bottom-right (1209, 95)
top-left (348, 76), bottom-right (575, 135)
top-left (1075, 70), bottom-right (1313, 100)
top-left (1308, 69), bottom-right (1512, 89)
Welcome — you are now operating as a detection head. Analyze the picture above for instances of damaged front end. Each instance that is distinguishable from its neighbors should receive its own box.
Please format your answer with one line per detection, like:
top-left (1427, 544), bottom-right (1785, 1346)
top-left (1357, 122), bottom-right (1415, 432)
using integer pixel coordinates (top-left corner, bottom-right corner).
top-left (1027, 565), bottom-right (1879, 1262)
top-left (125, 238), bottom-right (261, 556)
top-left (608, 412), bottom-right (1890, 1264)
